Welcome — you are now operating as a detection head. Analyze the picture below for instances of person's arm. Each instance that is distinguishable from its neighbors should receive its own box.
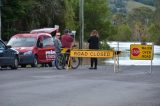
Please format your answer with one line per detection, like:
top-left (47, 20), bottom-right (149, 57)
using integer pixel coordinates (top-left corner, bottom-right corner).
top-left (87, 37), bottom-right (91, 43)
top-left (97, 37), bottom-right (100, 49)
top-left (54, 39), bottom-right (58, 48)
top-left (59, 40), bottom-right (62, 49)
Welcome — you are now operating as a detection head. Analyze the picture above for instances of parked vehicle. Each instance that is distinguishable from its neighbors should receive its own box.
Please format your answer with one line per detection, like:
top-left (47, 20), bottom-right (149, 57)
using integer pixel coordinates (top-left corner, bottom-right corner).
top-left (0, 39), bottom-right (19, 69)
top-left (7, 32), bottom-right (55, 67)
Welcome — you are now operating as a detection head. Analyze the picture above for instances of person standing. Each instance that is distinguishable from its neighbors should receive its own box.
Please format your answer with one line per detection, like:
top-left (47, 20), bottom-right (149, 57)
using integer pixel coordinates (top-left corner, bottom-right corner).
top-left (54, 32), bottom-right (62, 54)
top-left (88, 30), bottom-right (100, 69)
top-left (61, 29), bottom-right (73, 48)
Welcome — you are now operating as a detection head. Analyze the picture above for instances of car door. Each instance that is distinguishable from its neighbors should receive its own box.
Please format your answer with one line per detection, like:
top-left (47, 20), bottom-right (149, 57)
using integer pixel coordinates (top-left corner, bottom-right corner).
top-left (36, 36), bottom-right (45, 62)
top-left (42, 35), bottom-right (55, 62)
top-left (0, 41), bottom-right (13, 65)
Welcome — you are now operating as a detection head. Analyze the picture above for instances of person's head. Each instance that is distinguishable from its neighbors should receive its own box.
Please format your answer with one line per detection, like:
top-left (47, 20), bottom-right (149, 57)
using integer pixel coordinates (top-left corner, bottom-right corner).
top-left (90, 30), bottom-right (99, 37)
top-left (64, 29), bottom-right (69, 34)
top-left (55, 32), bottom-right (61, 39)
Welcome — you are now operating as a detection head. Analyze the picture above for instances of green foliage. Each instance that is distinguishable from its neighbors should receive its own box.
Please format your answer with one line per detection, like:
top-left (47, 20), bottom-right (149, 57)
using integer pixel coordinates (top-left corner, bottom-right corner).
top-left (64, 0), bottom-right (76, 30)
top-left (148, 24), bottom-right (160, 44)
top-left (100, 40), bottom-right (110, 50)
top-left (111, 24), bottom-right (131, 41)
top-left (112, 14), bottom-right (127, 25)
top-left (128, 7), bottom-right (154, 28)
top-left (2, 0), bottom-right (158, 45)
top-left (2, 0), bottom-right (64, 40)
top-left (147, 0), bottom-right (160, 44)
top-left (127, 7), bottom-right (154, 42)
top-left (84, 0), bottom-right (111, 41)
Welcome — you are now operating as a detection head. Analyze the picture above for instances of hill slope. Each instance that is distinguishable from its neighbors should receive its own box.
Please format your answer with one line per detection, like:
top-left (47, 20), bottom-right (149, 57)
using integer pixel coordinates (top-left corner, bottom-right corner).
top-left (127, 0), bottom-right (155, 12)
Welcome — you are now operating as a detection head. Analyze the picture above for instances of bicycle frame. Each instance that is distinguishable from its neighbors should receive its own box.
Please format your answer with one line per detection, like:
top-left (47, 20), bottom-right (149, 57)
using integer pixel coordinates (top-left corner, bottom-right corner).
top-left (55, 47), bottom-right (80, 70)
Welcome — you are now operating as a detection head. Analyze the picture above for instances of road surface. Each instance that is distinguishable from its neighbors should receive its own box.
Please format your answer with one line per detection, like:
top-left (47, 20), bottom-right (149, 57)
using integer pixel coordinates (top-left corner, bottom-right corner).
top-left (0, 65), bottom-right (160, 106)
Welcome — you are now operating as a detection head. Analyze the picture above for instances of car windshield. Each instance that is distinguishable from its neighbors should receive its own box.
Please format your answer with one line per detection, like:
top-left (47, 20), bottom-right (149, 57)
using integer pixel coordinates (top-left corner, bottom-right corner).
top-left (8, 37), bottom-right (36, 47)
top-left (0, 41), bottom-right (6, 49)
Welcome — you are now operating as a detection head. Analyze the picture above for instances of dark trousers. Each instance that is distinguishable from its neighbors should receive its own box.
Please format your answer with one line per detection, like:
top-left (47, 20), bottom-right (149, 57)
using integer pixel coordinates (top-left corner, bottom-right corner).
top-left (90, 58), bottom-right (97, 68)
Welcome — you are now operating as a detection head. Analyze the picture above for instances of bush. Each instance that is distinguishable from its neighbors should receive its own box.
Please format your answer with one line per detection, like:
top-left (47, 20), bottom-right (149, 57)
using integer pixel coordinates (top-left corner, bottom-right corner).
top-left (100, 40), bottom-right (110, 50)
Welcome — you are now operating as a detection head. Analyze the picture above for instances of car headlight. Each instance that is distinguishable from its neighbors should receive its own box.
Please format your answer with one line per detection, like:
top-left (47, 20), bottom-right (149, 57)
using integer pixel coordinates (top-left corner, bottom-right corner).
top-left (24, 51), bottom-right (32, 55)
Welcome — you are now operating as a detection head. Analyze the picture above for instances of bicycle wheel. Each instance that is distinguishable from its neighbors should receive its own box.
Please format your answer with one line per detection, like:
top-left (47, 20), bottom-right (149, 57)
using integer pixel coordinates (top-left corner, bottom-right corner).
top-left (71, 57), bottom-right (80, 69)
top-left (55, 54), bottom-right (65, 70)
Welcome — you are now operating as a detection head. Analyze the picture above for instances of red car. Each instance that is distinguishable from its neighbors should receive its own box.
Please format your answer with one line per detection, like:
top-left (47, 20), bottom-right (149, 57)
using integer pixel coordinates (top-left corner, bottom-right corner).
top-left (7, 31), bottom-right (56, 67)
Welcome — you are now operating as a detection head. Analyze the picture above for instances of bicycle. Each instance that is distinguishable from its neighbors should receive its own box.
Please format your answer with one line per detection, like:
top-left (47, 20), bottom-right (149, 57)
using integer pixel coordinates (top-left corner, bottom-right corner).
top-left (55, 46), bottom-right (80, 70)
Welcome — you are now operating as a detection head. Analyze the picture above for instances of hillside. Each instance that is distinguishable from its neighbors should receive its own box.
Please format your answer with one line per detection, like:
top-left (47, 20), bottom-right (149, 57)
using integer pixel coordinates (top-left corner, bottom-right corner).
top-left (127, 0), bottom-right (156, 12)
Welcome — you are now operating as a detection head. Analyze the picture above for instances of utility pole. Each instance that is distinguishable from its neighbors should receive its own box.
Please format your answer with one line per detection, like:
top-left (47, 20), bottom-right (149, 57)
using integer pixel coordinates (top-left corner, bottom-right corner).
top-left (79, 0), bottom-right (84, 49)
top-left (79, 0), bottom-right (84, 65)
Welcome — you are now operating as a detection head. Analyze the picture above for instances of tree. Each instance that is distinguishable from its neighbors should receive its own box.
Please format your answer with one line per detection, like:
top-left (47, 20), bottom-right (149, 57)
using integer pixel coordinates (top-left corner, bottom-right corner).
top-left (148, 0), bottom-right (160, 44)
top-left (112, 13), bottom-right (127, 25)
top-left (2, 0), bottom-right (64, 40)
top-left (2, 0), bottom-right (27, 40)
top-left (22, 0), bottom-right (63, 29)
top-left (127, 7), bottom-right (154, 42)
top-left (63, 0), bottom-right (77, 30)
top-left (111, 24), bottom-right (131, 41)
top-left (84, 0), bottom-right (112, 41)
top-left (128, 7), bottom-right (153, 27)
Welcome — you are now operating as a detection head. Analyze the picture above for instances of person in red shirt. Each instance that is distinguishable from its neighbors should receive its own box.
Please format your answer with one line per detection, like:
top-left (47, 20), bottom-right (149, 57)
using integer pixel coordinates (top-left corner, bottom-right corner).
top-left (61, 29), bottom-right (73, 48)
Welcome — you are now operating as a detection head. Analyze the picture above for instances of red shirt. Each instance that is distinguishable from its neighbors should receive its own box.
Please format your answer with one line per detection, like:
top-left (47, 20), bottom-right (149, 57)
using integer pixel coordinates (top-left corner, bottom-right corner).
top-left (61, 34), bottom-right (73, 48)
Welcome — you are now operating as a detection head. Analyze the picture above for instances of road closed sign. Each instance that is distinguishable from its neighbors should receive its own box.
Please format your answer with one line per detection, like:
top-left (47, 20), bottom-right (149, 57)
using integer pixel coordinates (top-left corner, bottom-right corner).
top-left (70, 49), bottom-right (114, 58)
top-left (130, 44), bottom-right (154, 60)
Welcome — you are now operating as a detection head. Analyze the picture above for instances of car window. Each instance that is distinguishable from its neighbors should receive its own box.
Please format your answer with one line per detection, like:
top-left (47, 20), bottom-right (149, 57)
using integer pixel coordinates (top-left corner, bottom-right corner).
top-left (43, 36), bottom-right (54, 47)
top-left (8, 37), bottom-right (36, 47)
top-left (0, 41), bottom-right (6, 49)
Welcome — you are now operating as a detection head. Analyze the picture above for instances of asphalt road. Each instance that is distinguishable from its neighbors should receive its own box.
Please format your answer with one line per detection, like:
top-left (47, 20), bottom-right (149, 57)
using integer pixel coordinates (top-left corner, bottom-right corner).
top-left (0, 65), bottom-right (160, 106)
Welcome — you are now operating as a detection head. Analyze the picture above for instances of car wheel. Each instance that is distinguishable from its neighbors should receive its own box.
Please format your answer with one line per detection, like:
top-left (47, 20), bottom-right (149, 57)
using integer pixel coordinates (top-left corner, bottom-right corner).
top-left (21, 65), bottom-right (26, 68)
top-left (31, 56), bottom-right (38, 67)
top-left (1, 66), bottom-right (7, 68)
top-left (48, 62), bottom-right (53, 67)
top-left (11, 57), bottom-right (19, 69)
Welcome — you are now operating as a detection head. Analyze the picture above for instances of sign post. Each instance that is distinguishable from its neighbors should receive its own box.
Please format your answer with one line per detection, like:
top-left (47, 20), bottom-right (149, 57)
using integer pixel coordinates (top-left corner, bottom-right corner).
top-left (150, 43), bottom-right (154, 73)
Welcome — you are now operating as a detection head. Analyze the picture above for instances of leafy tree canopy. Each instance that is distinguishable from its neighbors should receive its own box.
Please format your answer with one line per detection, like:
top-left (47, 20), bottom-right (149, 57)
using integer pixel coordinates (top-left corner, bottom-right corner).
top-left (84, 0), bottom-right (113, 41)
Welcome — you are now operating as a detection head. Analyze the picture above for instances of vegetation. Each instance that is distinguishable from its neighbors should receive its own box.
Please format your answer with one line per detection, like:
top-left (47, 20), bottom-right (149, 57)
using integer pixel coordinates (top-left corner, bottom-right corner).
top-left (2, 0), bottom-right (65, 40)
top-left (1, 0), bottom-right (160, 45)
top-left (148, 0), bottom-right (160, 45)
top-left (109, 0), bottom-right (160, 44)
top-left (100, 40), bottom-right (110, 50)
top-left (83, 0), bottom-right (113, 41)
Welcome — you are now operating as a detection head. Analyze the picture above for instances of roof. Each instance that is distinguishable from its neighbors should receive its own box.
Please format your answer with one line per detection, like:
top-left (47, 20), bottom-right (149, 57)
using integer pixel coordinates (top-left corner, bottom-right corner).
top-left (30, 28), bottom-right (58, 34)
top-left (12, 33), bottom-right (52, 38)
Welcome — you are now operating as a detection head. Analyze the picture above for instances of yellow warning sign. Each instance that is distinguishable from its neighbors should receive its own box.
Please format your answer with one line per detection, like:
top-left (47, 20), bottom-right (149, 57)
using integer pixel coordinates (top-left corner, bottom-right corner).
top-left (130, 44), bottom-right (153, 60)
top-left (70, 49), bottom-right (114, 58)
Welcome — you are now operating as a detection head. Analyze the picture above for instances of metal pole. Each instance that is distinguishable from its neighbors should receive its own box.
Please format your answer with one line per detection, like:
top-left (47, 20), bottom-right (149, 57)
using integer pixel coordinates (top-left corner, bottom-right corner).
top-left (117, 41), bottom-right (119, 72)
top-left (79, 0), bottom-right (84, 49)
top-left (82, 0), bottom-right (84, 48)
top-left (150, 42), bottom-right (154, 74)
top-left (79, 0), bottom-right (84, 65)
top-left (114, 50), bottom-right (116, 73)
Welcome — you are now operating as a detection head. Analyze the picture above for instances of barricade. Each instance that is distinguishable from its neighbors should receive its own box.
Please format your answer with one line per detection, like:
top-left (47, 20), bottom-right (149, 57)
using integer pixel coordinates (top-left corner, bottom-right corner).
top-left (70, 49), bottom-right (121, 72)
